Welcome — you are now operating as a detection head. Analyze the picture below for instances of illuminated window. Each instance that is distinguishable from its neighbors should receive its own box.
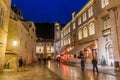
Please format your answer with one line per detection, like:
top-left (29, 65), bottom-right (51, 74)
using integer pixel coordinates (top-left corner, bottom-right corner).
top-left (101, 0), bottom-right (109, 8)
top-left (51, 47), bottom-right (54, 53)
top-left (47, 47), bottom-right (50, 53)
top-left (41, 47), bottom-right (44, 53)
top-left (66, 36), bottom-right (70, 45)
top-left (83, 27), bottom-right (88, 38)
top-left (78, 17), bottom-right (81, 25)
top-left (78, 29), bottom-right (82, 40)
top-left (73, 23), bottom-right (76, 29)
top-left (88, 6), bottom-right (93, 17)
top-left (36, 47), bottom-right (40, 53)
top-left (37, 46), bottom-right (44, 53)
top-left (89, 23), bottom-right (95, 35)
top-left (83, 12), bottom-right (87, 22)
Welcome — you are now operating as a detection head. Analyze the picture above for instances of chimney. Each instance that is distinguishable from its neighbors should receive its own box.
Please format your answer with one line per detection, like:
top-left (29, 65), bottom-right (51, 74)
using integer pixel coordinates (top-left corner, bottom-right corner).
top-left (72, 11), bottom-right (76, 19)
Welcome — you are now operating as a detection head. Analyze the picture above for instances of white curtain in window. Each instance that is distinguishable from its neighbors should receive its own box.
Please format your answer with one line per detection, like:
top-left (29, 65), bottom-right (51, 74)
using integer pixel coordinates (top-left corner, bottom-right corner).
top-left (78, 29), bottom-right (82, 40)
top-left (89, 23), bottom-right (95, 35)
top-left (83, 27), bottom-right (88, 38)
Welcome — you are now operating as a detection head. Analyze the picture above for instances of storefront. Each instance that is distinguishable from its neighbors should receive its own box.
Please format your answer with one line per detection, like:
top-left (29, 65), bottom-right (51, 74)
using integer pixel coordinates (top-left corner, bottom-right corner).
top-left (83, 41), bottom-right (98, 63)
top-left (69, 40), bottom-right (98, 63)
top-left (60, 47), bottom-right (74, 62)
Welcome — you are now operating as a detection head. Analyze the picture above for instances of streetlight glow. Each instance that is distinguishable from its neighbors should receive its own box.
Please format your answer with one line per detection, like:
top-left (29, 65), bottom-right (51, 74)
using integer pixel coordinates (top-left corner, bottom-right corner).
top-left (13, 40), bottom-right (17, 46)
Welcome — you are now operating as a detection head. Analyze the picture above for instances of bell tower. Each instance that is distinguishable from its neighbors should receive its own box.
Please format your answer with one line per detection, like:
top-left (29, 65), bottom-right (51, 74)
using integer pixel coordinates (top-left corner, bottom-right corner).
top-left (54, 21), bottom-right (61, 42)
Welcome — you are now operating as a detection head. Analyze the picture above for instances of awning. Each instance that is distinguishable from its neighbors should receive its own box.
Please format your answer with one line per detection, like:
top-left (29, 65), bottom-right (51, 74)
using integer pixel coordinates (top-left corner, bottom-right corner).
top-left (5, 50), bottom-right (17, 55)
top-left (69, 42), bottom-right (94, 54)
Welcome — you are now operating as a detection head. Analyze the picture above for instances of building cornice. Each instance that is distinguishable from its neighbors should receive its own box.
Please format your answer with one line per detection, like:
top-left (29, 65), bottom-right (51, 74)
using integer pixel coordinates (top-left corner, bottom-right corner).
top-left (62, 0), bottom-right (95, 31)
top-left (76, 0), bottom-right (95, 18)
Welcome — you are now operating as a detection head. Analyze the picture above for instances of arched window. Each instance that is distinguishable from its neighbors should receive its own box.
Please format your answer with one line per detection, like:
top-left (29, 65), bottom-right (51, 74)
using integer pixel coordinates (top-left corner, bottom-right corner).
top-left (101, 0), bottom-right (109, 8)
top-left (78, 29), bottom-right (82, 40)
top-left (83, 27), bottom-right (88, 38)
top-left (89, 23), bottom-right (95, 35)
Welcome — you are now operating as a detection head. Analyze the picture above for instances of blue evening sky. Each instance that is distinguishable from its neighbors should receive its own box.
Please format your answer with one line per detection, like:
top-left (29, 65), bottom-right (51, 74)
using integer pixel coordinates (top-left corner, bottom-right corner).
top-left (12, 0), bottom-right (89, 24)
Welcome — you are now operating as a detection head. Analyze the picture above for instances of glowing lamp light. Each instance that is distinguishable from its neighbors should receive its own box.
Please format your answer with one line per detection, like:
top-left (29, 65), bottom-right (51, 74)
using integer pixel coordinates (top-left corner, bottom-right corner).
top-left (13, 41), bottom-right (17, 46)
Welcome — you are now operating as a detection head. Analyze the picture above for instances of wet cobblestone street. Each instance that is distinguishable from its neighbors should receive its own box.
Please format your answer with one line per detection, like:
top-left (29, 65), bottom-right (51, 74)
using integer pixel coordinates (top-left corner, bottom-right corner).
top-left (0, 63), bottom-right (62, 80)
top-left (0, 61), bottom-right (120, 80)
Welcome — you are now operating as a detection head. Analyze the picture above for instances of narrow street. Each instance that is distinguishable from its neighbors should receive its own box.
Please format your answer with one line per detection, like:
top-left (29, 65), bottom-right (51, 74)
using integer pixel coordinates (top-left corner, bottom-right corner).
top-left (47, 61), bottom-right (120, 80)
top-left (0, 62), bottom-right (62, 80)
top-left (0, 61), bottom-right (120, 80)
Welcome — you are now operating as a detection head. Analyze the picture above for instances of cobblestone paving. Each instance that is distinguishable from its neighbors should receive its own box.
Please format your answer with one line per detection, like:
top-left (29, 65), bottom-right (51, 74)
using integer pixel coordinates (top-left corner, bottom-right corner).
top-left (0, 63), bottom-right (62, 80)
top-left (1, 61), bottom-right (120, 80)
top-left (47, 61), bottom-right (120, 80)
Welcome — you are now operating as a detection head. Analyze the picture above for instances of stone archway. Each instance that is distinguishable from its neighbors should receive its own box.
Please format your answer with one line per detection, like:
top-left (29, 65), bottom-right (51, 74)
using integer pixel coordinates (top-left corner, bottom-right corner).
top-left (105, 42), bottom-right (114, 66)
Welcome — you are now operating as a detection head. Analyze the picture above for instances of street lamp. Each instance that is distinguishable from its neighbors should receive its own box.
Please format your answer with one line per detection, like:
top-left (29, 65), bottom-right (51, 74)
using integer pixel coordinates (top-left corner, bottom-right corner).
top-left (12, 40), bottom-right (18, 69)
top-left (13, 40), bottom-right (17, 46)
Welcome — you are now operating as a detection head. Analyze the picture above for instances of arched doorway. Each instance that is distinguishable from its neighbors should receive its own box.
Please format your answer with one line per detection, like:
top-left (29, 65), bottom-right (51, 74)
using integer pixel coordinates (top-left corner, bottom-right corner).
top-left (106, 42), bottom-right (114, 66)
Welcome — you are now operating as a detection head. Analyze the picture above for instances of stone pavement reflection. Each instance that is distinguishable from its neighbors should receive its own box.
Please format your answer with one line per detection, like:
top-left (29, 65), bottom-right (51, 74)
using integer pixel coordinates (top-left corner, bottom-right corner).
top-left (62, 62), bottom-right (120, 76)
top-left (47, 61), bottom-right (120, 80)
top-left (0, 63), bottom-right (62, 80)
top-left (0, 61), bottom-right (120, 80)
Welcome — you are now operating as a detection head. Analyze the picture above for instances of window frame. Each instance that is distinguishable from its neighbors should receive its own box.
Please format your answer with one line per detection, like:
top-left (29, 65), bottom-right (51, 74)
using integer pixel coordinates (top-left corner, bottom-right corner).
top-left (83, 27), bottom-right (88, 38)
top-left (88, 6), bottom-right (93, 17)
top-left (73, 22), bottom-right (76, 30)
top-left (89, 23), bottom-right (95, 35)
top-left (83, 12), bottom-right (87, 22)
top-left (78, 29), bottom-right (82, 40)
top-left (103, 17), bottom-right (110, 30)
top-left (78, 17), bottom-right (82, 25)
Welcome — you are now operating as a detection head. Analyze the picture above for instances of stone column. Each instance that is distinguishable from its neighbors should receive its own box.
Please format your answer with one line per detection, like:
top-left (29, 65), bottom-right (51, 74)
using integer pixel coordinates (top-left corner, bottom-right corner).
top-left (109, 7), bottom-right (120, 70)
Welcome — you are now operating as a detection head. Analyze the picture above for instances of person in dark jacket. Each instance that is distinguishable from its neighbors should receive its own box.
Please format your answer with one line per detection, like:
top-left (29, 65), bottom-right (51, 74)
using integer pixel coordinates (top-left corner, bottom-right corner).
top-left (92, 58), bottom-right (99, 72)
top-left (81, 57), bottom-right (85, 71)
top-left (22, 59), bottom-right (26, 71)
top-left (17, 57), bottom-right (23, 72)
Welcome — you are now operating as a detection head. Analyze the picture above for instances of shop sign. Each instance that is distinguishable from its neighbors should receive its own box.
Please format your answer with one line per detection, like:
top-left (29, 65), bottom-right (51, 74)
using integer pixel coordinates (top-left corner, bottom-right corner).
top-left (102, 28), bottom-right (111, 37)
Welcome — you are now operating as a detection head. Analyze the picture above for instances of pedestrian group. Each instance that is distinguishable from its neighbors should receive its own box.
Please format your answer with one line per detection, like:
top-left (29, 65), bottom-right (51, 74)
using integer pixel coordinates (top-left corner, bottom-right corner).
top-left (17, 57), bottom-right (26, 72)
top-left (79, 51), bottom-right (99, 73)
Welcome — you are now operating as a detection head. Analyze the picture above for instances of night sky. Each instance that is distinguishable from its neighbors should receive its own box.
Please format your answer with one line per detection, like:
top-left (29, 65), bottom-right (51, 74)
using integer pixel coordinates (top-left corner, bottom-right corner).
top-left (12, 0), bottom-right (89, 24)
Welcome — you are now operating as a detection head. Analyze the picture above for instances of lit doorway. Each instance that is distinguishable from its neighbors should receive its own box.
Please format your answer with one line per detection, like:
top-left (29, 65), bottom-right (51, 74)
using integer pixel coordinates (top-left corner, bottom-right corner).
top-left (106, 43), bottom-right (114, 66)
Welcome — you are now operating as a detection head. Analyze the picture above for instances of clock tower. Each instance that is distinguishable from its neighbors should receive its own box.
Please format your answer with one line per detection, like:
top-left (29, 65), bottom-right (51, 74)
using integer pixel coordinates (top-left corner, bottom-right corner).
top-left (54, 21), bottom-right (61, 42)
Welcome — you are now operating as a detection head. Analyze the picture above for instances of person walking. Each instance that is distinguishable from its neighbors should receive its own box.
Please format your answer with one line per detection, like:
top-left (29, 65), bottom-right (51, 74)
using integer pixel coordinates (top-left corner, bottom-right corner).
top-left (92, 58), bottom-right (99, 72)
top-left (22, 59), bottom-right (26, 71)
top-left (81, 57), bottom-right (85, 71)
top-left (43, 57), bottom-right (46, 64)
top-left (17, 57), bottom-right (23, 72)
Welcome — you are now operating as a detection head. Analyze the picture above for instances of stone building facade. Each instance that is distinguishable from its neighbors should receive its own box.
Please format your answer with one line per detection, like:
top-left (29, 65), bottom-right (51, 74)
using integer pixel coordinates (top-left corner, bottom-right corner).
top-left (0, 0), bottom-right (11, 73)
top-left (55, 0), bottom-right (120, 67)
top-left (5, 6), bottom-right (37, 69)
top-left (54, 22), bottom-right (62, 58)
top-left (36, 38), bottom-right (54, 59)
